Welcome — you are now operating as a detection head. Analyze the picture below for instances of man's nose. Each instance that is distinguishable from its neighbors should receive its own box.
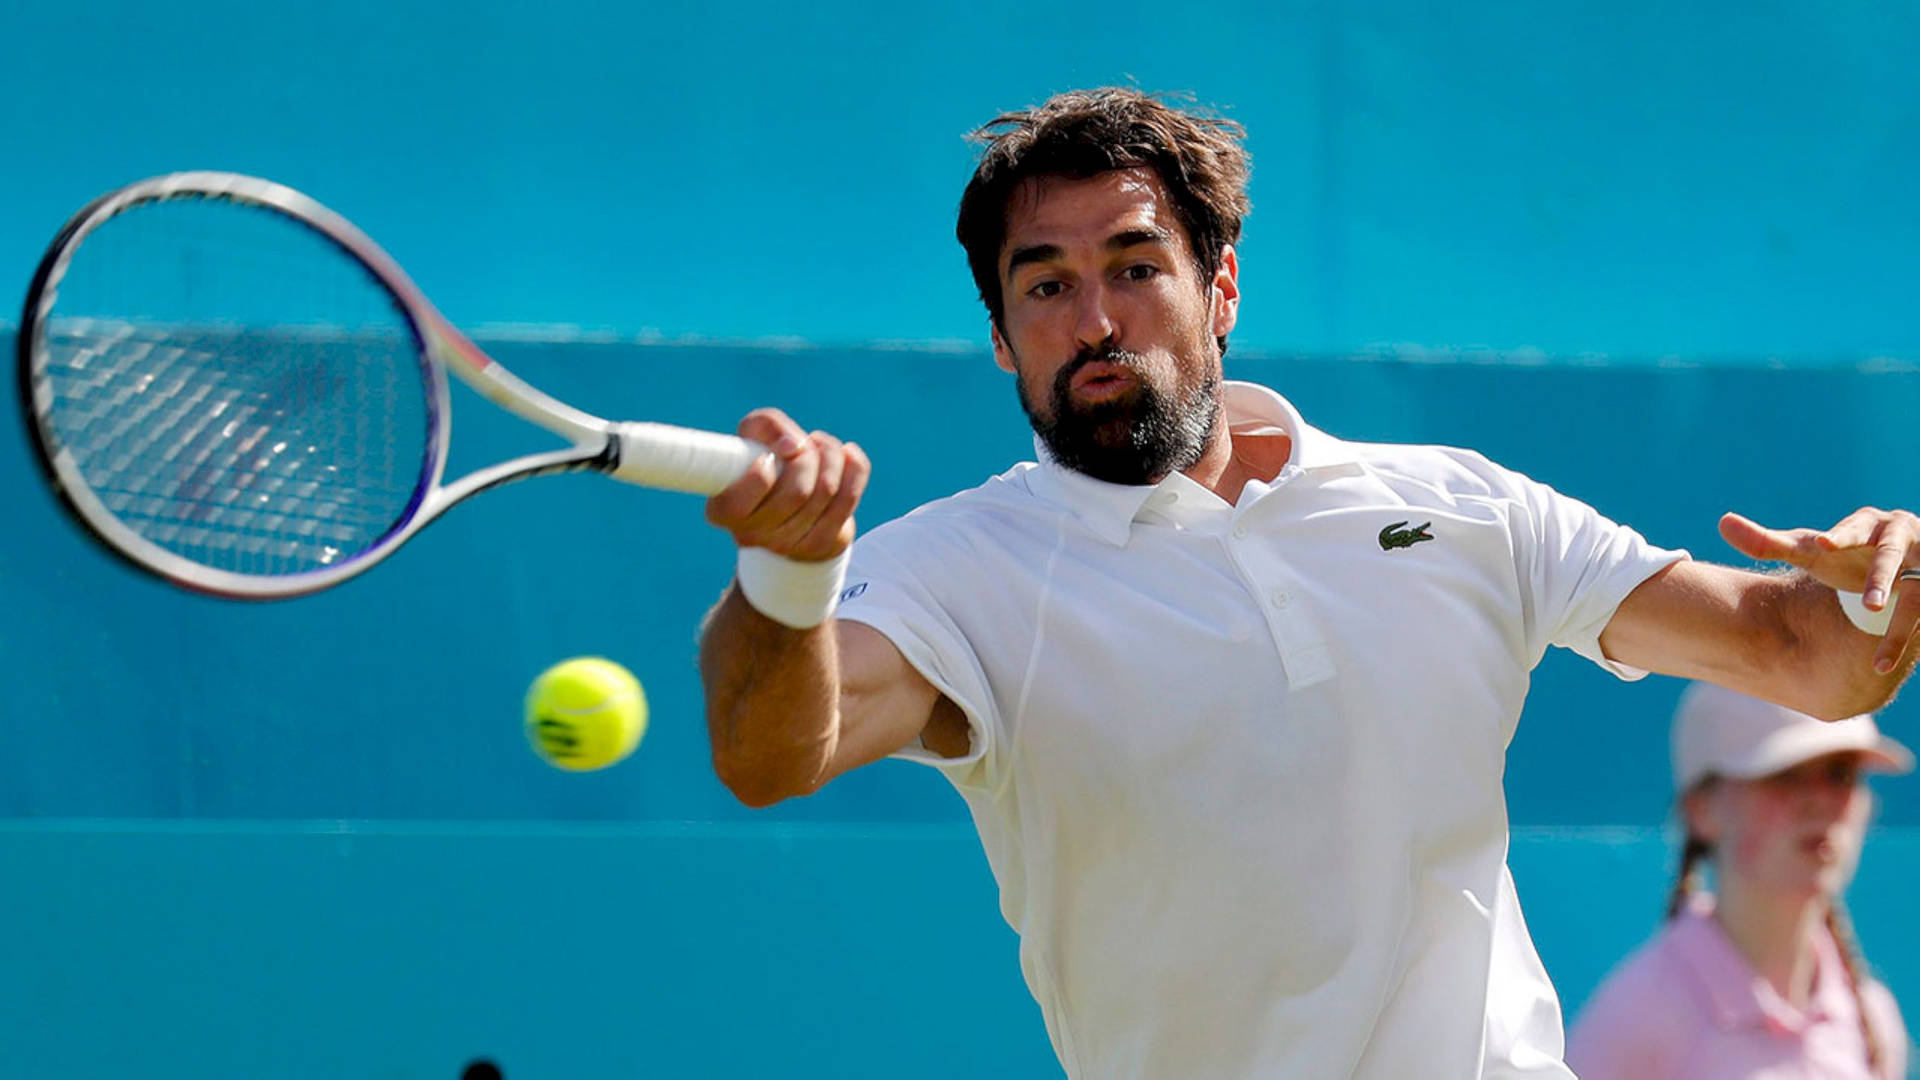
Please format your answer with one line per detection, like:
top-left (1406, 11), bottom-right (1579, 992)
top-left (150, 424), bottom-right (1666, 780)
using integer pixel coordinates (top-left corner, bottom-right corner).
top-left (1073, 284), bottom-right (1118, 351)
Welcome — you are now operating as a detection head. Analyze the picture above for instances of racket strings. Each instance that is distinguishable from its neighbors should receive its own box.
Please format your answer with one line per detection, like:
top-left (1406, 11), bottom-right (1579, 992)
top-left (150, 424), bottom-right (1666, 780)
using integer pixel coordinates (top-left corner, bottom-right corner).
top-left (44, 322), bottom-right (412, 570)
top-left (33, 196), bottom-right (434, 577)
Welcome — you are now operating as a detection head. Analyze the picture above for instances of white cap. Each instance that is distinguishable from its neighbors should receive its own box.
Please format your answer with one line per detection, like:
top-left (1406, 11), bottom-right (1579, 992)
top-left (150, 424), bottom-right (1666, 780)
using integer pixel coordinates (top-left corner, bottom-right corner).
top-left (1671, 682), bottom-right (1914, 791)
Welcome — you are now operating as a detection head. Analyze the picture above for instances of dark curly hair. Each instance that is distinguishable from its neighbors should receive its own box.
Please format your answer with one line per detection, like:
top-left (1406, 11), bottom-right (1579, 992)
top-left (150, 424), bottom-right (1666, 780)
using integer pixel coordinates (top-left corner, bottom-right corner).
top-left (955, 87), bottom-right (1252, 339)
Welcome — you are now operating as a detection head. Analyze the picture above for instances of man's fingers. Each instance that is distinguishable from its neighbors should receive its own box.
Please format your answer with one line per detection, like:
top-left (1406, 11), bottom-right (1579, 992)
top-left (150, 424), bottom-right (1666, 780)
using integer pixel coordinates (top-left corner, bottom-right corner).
top-left (741, 436), bottom-right (821, 535)
top-left (708, 411), bottom-right (871, 558)
top-left (705, 450), bottom-right (780, 527)
top-left (844, 440), bottom-right (871, 495)
top-left (808, 431), bottom-right (847, 499)
top-left (790, 441), bottom-right (871, 561)
top-left (1721, 504), bottom-right (1918, 672)
top-left (735, 407), bottom-right (809, 459)
top-left (1814, 508), bottom-right (1886, 553)
top-left (756, 433), bottom-right (845, 551)
top-left (1873, 585), bottom-right (1920, 675)
top-left (1719, 512), bottom-right (1823, 566)
top-left (710, 408), bottom-right (821, 537)
top-left (1864, 526), bottom-right (1912, 610)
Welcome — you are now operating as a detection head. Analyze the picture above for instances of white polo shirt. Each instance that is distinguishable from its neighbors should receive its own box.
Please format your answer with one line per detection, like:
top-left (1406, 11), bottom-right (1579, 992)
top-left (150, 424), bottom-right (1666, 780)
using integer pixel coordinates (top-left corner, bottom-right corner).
top-left (837, 381), bottom-right (1686, 1079)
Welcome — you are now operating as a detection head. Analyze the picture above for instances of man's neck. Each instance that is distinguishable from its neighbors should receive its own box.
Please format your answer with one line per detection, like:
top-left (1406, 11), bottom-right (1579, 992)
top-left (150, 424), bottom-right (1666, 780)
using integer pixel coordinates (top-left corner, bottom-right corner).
top-left (1181, 424), bottom-right (1292, 504)
top-left (1712, 884), bottom-right (1827, 1009)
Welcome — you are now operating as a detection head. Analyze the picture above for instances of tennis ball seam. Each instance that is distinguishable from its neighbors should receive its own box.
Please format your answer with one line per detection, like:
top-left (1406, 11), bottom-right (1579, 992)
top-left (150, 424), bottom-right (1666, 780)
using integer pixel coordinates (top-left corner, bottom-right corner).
top-left (532, 690), bottom-right (641, 716)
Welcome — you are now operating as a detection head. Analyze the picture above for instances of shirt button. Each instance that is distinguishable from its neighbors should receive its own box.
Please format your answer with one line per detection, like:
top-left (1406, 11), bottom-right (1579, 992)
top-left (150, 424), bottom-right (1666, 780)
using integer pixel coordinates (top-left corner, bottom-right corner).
top-left (1270, 589), bottom-right (1292, 609)
top-left (1232, 523), bottom-right (1249, 539)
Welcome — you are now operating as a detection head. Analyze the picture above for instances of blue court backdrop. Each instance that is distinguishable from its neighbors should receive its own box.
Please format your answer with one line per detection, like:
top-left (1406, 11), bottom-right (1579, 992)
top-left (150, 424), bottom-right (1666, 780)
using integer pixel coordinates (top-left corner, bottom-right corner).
top-left (3, 1), bottom-right (1919, 1077)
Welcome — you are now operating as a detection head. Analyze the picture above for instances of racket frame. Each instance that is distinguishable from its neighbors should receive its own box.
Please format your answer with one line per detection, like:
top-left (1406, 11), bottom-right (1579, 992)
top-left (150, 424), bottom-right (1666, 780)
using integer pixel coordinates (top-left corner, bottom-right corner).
top-left (18, 172), bottom-right (757, 600)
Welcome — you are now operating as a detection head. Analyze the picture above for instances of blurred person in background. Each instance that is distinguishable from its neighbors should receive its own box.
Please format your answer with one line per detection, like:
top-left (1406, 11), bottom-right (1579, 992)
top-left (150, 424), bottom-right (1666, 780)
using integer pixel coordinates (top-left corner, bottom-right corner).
top-left (1568, 682), bottom-right (1912, 1078)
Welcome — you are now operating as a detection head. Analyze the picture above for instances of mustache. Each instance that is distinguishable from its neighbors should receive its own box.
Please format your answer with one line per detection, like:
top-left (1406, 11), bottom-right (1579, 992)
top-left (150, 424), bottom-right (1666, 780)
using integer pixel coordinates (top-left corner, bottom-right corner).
top-left (1056, 344), bottom-right (1148, 393)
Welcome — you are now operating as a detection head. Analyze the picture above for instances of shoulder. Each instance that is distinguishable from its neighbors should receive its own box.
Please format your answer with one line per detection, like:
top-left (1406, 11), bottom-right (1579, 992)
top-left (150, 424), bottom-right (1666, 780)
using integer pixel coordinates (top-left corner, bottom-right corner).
top-left (1344, 440), bottom-right (1538, 507)
top-left (1568, 927), bottom-right (1698, 1074)
top-left (882, 462), bottom-right (1044, 523)
top-left (856, 463), bottom-right (1062, 560)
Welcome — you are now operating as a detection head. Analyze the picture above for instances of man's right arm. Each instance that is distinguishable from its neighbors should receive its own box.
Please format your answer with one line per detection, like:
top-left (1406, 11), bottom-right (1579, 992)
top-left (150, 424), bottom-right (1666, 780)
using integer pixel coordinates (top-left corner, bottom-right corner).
top-left (697, 407), bottom-right (966, 807)
top-left (700, 589), bottom-right (951, 806)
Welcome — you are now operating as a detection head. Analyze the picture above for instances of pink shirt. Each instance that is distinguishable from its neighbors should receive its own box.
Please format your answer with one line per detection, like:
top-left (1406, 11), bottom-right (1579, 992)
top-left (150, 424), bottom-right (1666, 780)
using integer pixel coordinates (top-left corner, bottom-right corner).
top-left (1567, 899), bottom-right (1908, 1080)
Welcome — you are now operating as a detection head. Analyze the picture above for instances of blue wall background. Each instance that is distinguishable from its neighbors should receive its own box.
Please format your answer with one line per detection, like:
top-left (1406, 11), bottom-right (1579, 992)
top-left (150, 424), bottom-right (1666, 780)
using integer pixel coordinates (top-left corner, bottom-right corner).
top-left (4, 1), bottom-right (1919, 1076)
top-left (5, 0), bottom-right (1919, 357)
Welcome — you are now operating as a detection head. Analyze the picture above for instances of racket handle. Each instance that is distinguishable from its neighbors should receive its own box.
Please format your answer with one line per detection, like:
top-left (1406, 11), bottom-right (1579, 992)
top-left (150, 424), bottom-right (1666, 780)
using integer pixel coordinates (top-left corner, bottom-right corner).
top-left (608, 422), bottom-right (766, 496)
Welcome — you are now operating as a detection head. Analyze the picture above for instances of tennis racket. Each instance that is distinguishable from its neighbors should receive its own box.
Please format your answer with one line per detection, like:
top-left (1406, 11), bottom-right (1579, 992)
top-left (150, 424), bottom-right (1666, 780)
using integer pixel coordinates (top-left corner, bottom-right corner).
top-left (17, 172), bottom-right (762, 599)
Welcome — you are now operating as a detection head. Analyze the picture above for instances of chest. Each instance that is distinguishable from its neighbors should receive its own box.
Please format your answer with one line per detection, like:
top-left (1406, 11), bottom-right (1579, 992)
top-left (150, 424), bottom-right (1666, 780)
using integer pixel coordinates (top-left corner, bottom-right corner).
top-left (996, 497), bottom-right (1531, 814)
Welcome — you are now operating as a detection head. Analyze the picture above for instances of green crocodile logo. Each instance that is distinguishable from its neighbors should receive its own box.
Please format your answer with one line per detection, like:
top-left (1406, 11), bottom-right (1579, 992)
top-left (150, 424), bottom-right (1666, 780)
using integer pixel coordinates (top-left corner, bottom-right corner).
top-left (1378, 520), bottom-right (1435, 551)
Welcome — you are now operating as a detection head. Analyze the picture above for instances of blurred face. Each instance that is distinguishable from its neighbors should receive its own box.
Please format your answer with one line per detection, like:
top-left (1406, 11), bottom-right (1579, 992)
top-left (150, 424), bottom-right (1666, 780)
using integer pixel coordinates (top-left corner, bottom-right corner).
top-left (990, 168), bottom-right (1239, 485)
top-left (1687, 752), bottom-right (1874, 903)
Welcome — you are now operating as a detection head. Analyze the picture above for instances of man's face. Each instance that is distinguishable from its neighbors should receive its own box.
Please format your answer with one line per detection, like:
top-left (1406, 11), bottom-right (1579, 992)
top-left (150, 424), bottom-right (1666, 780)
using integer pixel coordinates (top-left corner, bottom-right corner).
top-left (991, 168), bottom-right (1239, 486)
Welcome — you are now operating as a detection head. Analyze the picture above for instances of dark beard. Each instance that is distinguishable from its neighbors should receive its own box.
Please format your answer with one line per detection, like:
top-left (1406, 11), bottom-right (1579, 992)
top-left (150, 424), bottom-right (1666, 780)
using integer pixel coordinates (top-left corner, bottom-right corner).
top-left (1017, 343), bottom-right (1220, 486)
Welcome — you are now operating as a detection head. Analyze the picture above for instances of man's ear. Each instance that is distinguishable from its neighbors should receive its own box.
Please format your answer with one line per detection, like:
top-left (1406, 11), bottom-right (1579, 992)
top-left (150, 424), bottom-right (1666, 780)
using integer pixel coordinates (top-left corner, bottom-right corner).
top-left (1210, 244), bottom-right (1241, 339)
top-left (991, 321), bottom-right (1016, 374)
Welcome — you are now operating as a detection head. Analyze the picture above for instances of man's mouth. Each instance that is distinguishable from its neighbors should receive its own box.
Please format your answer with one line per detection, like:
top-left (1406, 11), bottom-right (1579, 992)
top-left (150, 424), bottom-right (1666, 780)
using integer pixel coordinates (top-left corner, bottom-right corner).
top-left (1069, 360), bottom-right (1137, 400)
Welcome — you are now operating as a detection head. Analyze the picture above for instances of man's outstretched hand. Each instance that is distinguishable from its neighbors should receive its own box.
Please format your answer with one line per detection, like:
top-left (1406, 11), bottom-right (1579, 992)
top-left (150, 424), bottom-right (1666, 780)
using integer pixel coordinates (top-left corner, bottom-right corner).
top-left (1721, 508), bottom-right (1920, 674)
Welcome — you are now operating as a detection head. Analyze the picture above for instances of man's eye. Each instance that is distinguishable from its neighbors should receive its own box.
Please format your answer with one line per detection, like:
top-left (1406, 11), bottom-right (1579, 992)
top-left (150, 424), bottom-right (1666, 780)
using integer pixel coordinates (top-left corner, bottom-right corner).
top-left (1028, 280), bottom-right (1066, 299)
top-left (1121, 264), bottom-right (1159, 282)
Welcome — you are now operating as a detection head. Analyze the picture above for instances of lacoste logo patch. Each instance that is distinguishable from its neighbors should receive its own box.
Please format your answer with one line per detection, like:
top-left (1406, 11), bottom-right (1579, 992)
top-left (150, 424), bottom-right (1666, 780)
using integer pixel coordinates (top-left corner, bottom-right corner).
top-left (1378, 520), bottom-right (1435, 551)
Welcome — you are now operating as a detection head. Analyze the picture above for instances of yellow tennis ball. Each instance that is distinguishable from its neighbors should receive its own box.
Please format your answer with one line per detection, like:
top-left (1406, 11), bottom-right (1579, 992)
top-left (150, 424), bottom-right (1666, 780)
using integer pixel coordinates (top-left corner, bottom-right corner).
top-left (524, 657), bottom-right (647, 771)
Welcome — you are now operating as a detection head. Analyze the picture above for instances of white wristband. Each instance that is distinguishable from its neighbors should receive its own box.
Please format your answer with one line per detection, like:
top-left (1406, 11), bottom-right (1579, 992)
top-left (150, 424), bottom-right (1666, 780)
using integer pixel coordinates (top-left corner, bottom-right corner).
top-left (1837, 589), bottom-right (1893, 636)
top-left (736, 546), bottom-right (850, 629)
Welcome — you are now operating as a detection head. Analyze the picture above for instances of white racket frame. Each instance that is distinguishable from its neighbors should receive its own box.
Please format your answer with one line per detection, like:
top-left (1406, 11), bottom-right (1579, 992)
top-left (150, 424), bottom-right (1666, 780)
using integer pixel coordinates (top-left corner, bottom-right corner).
top-left (20, 171), bottom-right (762, 599)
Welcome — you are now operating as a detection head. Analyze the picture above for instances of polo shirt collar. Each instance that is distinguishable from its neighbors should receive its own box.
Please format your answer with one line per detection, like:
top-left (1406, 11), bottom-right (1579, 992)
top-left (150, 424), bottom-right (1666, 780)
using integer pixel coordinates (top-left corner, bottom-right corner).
top-left (1224, 380), bottom-right (1362, 476)
top-left (1024, 380), bottom-right (1362, 546)
top-left (1670, 897), bottom-right (1846, 1034)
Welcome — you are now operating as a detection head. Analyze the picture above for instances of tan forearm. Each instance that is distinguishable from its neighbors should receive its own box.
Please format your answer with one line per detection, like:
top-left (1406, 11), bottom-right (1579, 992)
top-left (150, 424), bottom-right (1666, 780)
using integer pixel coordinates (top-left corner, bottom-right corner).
top-left (1605, 563), bottom-right (1915, 721)
top-left (698, 585), bottom-right (841, 807)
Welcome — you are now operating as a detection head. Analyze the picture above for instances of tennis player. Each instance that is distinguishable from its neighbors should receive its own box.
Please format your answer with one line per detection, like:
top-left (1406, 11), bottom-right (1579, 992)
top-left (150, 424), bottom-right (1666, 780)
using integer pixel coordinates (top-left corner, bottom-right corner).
top-left (696, 87), bottom-right (1920, 1078)
top-left (1567, 684), bottom-right (1911, 1079)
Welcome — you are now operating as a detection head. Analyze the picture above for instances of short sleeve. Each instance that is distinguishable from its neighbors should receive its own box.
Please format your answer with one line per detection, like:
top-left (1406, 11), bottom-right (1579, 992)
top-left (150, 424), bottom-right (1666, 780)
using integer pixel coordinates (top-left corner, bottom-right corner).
top-left (835, 526), bottom-right (1002, 789)
top-left (1492, 460), bottom-right (1689, 679)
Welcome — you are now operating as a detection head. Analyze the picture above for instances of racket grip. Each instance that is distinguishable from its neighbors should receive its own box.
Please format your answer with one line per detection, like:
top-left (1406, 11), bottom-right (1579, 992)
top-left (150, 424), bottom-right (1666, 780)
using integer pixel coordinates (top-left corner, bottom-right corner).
top-left (607, 422), bottom-right (766, 496)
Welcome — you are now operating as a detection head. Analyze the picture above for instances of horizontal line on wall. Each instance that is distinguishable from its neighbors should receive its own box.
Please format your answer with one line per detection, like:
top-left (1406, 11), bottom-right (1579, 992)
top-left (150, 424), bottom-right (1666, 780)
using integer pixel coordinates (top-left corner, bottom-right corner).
top-left (4, 320), bottom-right (1913, 370)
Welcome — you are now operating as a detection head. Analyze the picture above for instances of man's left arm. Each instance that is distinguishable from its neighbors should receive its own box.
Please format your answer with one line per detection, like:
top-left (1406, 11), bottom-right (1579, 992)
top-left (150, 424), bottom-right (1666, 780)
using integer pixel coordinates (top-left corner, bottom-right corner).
top-left (1599, 508), bottom-right (1920, 720)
